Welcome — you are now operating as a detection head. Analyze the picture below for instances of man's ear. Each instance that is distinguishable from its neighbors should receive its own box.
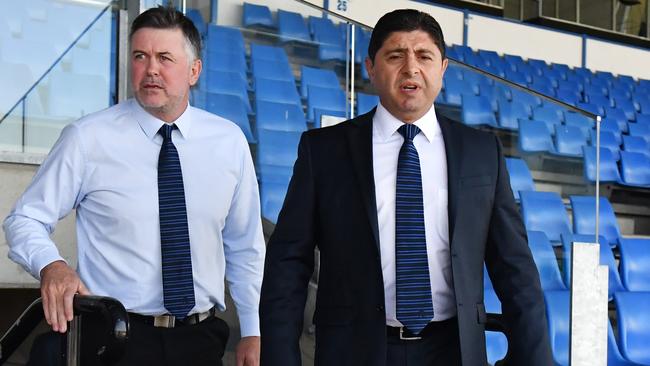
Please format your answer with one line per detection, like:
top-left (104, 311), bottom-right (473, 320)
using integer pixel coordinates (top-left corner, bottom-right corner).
top-left (364, 56), bottom-right (374, 83)
top-left (189, 58), bottom-right (202, 86)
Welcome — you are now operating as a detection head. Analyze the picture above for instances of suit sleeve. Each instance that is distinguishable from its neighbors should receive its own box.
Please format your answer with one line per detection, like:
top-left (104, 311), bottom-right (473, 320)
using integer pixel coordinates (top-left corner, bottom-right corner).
top-left (260, 133), bottom-right (316, 366)
top-left (484, 136), bottom-right (553, 365)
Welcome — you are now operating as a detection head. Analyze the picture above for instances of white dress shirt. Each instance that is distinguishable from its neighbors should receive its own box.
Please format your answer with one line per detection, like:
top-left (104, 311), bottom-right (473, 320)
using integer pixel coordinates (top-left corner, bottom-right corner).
top-left (4, 98), bottom-right (266, 336)
top-left (372, 103), bottom-right (456, 327)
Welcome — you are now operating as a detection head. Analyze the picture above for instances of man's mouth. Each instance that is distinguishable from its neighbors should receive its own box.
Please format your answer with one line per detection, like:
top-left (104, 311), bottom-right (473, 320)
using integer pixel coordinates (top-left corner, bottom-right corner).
top-left (400, 82), bottom-right (420, 92)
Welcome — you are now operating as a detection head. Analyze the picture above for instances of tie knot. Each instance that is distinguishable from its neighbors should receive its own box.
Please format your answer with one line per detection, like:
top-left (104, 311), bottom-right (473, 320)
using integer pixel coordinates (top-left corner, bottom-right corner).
top-left (158, 124), bottom-right (176, 140)
top-left (398, 124), bottom-right (421, 141)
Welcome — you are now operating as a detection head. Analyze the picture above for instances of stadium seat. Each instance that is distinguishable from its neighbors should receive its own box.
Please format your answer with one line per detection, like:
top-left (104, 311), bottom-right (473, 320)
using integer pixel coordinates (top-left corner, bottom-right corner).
top-left (356, 93), bottom-right (379, 115)
top-left (620, 151), bottom-right (650, 187)
top-left (634, 97), bottom-right (650, 115)
top-left (497, 99), bottom-right (529, 130)
top-left (254, 78), bottom-right (302, 106)
top-left (544, 290), bottom-right (570, 366)
top-left (242, 2), bottom-right (274, 29)
top-left (609, 87), bottom-right (632, 101)
top-left (527, 231), bottom-right (567, 290)
top-left (251, 59), bottom-right (295, 83)
top-left (484, 265), bottom-right (494, 290)
top-left (589, 130), bottom-right (621, 161)
top-left (577, 101), bottom-right (605, 116)
top-left (518, 119), bottom-right (555, 154)
top-left (484, 289), bottom-right (507, 365)
top-left (614, 292), bottom-right (650, 365)
top-left (206, 25), bottom-right (245, 54)
top-left (185, 8), bottom-right (206, 36)
top-left (556, 89), bottom-right (580, 106)
top-left (461, 95), bottom-right (497, 127)
top-left (533, 106), bottom-right (563, 134)
top-left (628, 122), bottom-right (650, 144)
top-left (309, 16), bottom-right (346, 62)
top-left (582, 146), bottom-right (622, 184)
top-left (600, 118), bottom-right (623, 145)
top-left (637, 114), bottom-right (650, 126)
top-left (618, 238), bottom-right (650, 292)
top-left (204, 51), bottom-right (247, 79)
top-left (604, 108), bottom-right (629, 133)
top-left (257, 129), bottom-right (302, 183)
top-left (300, 66), bottom-right (340, 98)
top-left (563, 112), bottom-right (594, 140)
top-left (204, 92), bottom-right (255, 143)
top-left (553, 125), bottom-right (586, 157)
top-left (255, 100), bottom-right (307, 133)
top-left (607, 321), bottom-right (641, 366)
top-left (519, 190), bottom-right (572, 243)
top-left (510, 87), bottom-right (542, 107)
top-left (561, 233), bottom-right (626, 299)
top-left (504, 157), bottom-right (535, 201)
top-left (622, 135), bottom-right (650, 159)
top-left (306, 86), bottom-right (346, 124)
top-left (612, 97), bottom-right (637, 121)
top-left (250, 43), bottom-right (289, 63)
top-left (202, 70), bottom-right (251, 113)
top-left (277, 9), bottom-right (310, 43)
top-left (443, 77), bottom-right (474, 106)
top-left (569, 195), bottom-right (621, 246)
top-left (260, 180), bottom-right (290, 224)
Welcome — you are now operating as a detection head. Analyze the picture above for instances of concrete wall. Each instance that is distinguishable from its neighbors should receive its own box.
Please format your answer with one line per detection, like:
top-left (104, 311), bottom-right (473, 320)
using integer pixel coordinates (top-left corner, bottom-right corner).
top-left (0, 161), bottom-right (77, 288)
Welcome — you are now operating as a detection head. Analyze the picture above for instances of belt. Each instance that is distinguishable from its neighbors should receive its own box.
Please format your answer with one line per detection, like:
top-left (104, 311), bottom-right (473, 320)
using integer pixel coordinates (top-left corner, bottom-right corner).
top-left (128, 306), bottom-right (218, 328)
top-left (386, 317), bottom-right (457, 341)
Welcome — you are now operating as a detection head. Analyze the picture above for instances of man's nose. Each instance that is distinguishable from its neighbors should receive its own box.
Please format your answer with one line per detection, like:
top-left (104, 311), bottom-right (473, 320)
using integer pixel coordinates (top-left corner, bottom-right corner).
top-left (402, 54), bottom-right (419, 76)
top-left (146, 58), bottom-right (160, 76)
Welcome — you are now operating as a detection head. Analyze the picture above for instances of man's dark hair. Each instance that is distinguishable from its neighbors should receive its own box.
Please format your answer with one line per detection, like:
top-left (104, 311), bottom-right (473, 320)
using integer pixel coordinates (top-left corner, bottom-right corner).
top-left (367, 9), bottom-right (446, 63)
top-left (130, 6), bottom-right (202, 61)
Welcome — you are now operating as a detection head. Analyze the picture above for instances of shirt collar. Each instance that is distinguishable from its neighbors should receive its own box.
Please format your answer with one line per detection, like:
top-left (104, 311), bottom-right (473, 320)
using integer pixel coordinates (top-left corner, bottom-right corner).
top-left (374, 102), bottom-right (441, 143)
top-left (130, 98), bottom-right (193, 141)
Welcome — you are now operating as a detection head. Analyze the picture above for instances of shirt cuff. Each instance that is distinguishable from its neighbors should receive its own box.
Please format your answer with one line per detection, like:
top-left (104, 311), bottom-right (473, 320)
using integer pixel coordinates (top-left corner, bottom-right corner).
top-left (238, 311), bottom-right (260, 337)
top-left (32, 250), bottom-right (66, 281)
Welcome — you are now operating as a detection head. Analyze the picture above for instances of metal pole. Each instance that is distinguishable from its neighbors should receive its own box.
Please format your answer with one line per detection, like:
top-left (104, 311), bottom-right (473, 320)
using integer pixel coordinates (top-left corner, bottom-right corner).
top-left (117, 9), bottom-right (130, 102)
top-left (67, 316), bottom-right (81, 366)
top-left (612, 0), bottom-right (617, 32)
top-left (350, 23), bottom-right (356, 119)
top-left (577, 0), bottom-right (581, 23)
top-left (344, 23), bottom-right (350, 120)
top-left (556, 0), bottom-right (560, 18)
top-left (595, 115), bottom-right (601, 243)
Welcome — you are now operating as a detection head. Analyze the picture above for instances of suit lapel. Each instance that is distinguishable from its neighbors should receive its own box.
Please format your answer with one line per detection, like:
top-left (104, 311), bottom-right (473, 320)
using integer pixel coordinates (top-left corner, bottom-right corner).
top-left (437, 113), bottom-right (462, 247)
top-left (346, 109), bottom-right (381, 252)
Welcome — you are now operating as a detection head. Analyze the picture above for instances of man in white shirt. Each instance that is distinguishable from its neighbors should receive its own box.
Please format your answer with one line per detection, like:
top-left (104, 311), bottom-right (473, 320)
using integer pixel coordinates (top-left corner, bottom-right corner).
top-left (260, 9), bottom-right (552, 366)
top-left (4, 6), bottom-right (264, 366)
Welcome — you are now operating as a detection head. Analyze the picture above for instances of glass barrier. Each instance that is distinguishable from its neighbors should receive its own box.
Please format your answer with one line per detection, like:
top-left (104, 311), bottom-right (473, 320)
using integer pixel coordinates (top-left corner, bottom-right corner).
top-left (0, 0), bottom-right (116, 154)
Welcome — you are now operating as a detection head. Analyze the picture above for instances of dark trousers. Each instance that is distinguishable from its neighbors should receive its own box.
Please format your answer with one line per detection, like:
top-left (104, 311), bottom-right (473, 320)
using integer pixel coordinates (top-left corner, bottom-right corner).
top-left (386, 317), bottom-right (462, 366)
top-left (113, 316), bottom-right (229, 366)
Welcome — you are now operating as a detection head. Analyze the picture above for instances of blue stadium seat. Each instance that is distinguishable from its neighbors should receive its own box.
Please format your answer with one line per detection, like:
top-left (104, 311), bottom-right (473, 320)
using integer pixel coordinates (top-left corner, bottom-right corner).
top-left (461, 95), bottom-right (497, 127)
top-left (505, 157), bottom-right (535, 201)
top-left (484, 289), bottom-right (507, 365)
top-left (309, 16), bottom-right (346, 62)
top-left (577, 101), bottom-right (605, 116)
top-left (204, 92), bottom-right (255, 142)
top-left (622, 135), bottom-right (650, 158)
top-left (620, 151), bottom-right (650, 187)
top-left (533, 106), bottom-right (564, 134)
top-left (633, 97), bottom-right (650, 115)
top-left (589, 130), bottom-right (621, 161)
top-left (604, 108), bottom-right (629, 133)
top-left (497, 99), bottom-right (529, 130)
top-left (637, 114), bottom-right (650, 126)
top-left (300, 66), bottom-right (340, 98)
top-left (558, 78), bottom-right (584, 94)
top-left (250, 43), bottom-right (289, 63)
top-left (519, 190), bottom-right (571, 243)
top-left (612, 97), bottom-right (637, 121)
top-left (585, 93), bottom-right (612, 111)
top-left (260, 180), bottom-right (289, 224)
top-left (254, 78), bottom-right (301, 106)
top-left (518, 119), bottom-right (555, 154)
top-left (569, 195), bottom-right (621, 246)
top-left (277, 9), bottom-right (310, 43)
top-left (251, 59), bottom-right (294, 83)
top-left (306, 85), bottom-right (346, 124)
top-left (257, 129), bottom-right (302, 182)
top-left (484, 265), bottom-right (494, 290)
top-left (582, 146), bottom-right (622, 184)
top-left (255, 100), bottom-right (307, 133)
top-left (600, 118), bottom-right (623, 145)
top-left (242, 2), bottom-right (274, 29)
top-left (206, 25), bottom-right (245, 54)
top-left (561, 233), bottom-right (626, 299)
top-left (544, 290), bottom-right (570, 366)
top-left (201, 70), bottom-right (251, 113)
top-left (504, 69), bottom-right (529, 86)
top-left (618, 238), bottom-right (650, 292)
top-left (511, 87), bottom-right (542, 107)
top-left (443, 78), bottom-right (474, 106)
top-left (607, 321), bottom-right (641, 366)
top-left (556, 89), bottom-right (580, 106)
top-left (563, 112), bottom-right (594, 139)
top-left (185, 8), bottom-right (206, 36)
top-left (628, 122), bottom-right (650, 144)
top-left (609, 87), bottom-right (632, 101)
top-left (614, 292), bottom-right (650, 365)
top-left (527, 231), bottom-right (567, 290)
top-left (503, 54), bottom-right (525, 70)
top-left (204, 51), bottom-right (247, 79)
top-left (356, 93), bottom-right (379, 115)
top-left (553, 125), bottom-right (586, 157)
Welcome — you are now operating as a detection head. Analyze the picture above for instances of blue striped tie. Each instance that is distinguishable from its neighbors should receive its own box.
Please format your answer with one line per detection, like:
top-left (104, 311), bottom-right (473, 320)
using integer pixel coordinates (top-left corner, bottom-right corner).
top-left (158, 124), bottom-right (195, 319)
top-left (395, 124), bottom-right (434, 335)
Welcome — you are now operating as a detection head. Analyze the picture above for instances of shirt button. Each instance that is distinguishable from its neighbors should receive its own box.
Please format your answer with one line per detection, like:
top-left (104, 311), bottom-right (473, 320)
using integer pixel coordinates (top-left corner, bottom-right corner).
top-left (376, 305), bottom-right (385, 312)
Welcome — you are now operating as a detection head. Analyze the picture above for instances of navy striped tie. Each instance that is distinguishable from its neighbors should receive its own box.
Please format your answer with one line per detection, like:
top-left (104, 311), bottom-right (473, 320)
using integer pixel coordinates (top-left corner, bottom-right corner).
top-left (395, 124), bottom-right (434, 335)
top-left (158, 124), bottom-right (195, 319)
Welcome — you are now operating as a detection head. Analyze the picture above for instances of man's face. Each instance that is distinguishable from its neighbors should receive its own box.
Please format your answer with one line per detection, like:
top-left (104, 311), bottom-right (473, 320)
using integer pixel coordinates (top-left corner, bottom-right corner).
top-left (365, 30), bottom-right (447, 123)
top-left (131, 27), bottom-right (201, 122)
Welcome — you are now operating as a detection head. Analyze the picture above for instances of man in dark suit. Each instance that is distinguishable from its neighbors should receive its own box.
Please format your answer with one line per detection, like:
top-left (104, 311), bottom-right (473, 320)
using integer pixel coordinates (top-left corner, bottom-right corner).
top-left (260, 9), bottom-right (552, 366)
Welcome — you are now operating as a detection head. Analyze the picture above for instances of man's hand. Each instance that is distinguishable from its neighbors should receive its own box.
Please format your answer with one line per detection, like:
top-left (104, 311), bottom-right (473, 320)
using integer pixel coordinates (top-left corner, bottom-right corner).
top-left (236, 336), bottom-right (260, 366)
top-left (40, 260), bottom-right (90, 333)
